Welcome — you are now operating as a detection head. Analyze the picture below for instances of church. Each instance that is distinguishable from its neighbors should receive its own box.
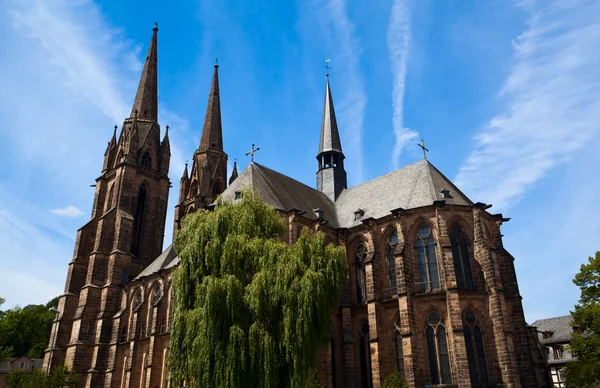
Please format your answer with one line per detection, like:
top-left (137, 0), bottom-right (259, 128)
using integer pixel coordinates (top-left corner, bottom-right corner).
top-left (44, 27), bottom-right (549, 388)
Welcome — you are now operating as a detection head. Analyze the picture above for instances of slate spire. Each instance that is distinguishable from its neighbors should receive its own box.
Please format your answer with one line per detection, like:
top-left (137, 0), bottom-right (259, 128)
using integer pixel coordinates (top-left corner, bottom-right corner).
top-left (130, 25), bottom-right (159, 121)
top-left (316, 74), bottom-right (346, 200)
top-left (199, 64), bottom-right (223, 151)
top-left (318, 75), bottom-right (343, 155)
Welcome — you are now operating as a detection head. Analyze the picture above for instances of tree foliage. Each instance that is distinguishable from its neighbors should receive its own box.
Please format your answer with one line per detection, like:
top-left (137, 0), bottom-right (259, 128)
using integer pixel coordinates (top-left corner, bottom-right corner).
top-left (0, 298), bottom-right (58, 358)
top-left (5, 365), bottom-right (79, 388)
top-left (380, 370), bottom-right (407, 388)
top-left (169, 191), bottom-right (347, 388)
top-left (565, 251), bottom-right (600, 387)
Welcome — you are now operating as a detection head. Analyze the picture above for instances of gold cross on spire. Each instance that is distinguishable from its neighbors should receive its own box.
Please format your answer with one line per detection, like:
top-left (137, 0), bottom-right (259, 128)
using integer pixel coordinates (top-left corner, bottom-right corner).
top-left (245, 144), bottom-right (260, 163)
top-left (418, 139), bottom-right (429, 160)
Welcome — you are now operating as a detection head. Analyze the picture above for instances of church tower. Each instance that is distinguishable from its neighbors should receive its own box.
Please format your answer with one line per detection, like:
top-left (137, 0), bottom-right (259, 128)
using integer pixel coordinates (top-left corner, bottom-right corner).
top-left (316, 74), bottom-right (346, 200)
top-left (174, 64), bottom-right (228, 230)
top-left (44, 26), bottom-right (171, 387)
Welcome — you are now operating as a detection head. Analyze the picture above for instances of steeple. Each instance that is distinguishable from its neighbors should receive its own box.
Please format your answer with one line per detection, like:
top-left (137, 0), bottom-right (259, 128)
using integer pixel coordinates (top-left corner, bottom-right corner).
top-left (316, 75), bottom-right (346, 200)
top-left (318, 75), bottom-right (343, 155)
top-left (199, 64), bottom-right (223, 150)
top-left (229, 160), bottom-right (238, 184)
top-left (130, 25), bottom-right (159, 121)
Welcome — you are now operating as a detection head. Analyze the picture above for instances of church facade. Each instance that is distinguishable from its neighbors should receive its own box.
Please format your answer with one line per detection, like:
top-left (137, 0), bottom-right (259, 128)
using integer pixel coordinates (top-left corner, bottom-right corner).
top-left (44, 27), bottom-right (549, 388)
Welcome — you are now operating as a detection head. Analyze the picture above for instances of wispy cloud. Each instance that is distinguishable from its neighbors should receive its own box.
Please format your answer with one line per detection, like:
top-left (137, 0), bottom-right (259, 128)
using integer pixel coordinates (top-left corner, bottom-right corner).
top-left (387, 0), bottom-right (418, 169)
top-left (455, 0), bottom-right (600, 210)
top-left (51, 205), bottom-right (84, 218)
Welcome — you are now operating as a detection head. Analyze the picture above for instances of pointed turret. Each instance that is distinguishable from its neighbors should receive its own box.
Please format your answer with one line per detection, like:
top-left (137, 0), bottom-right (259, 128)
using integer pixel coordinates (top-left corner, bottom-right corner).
top-left (179, 162), bottom-right (189, 203)
top-left (130, 26), bottom-right (158, 121)
top-left (316, 75), bottom-right (346, 200)
top-left (229, 160), bottom-right (238, 184)
top-left (199, 64), bottom-right (223, 151)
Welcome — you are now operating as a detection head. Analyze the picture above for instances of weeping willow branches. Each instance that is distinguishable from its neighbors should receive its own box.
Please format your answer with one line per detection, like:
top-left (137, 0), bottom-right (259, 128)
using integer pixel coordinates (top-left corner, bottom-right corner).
top-left (169, 191), bottom-right (347, 388)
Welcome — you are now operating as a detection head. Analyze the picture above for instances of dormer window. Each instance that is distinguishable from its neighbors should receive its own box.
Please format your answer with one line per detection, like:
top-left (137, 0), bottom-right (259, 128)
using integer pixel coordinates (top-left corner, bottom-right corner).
top-left (440, 188), bottom-right (452, 199)
top-left (314, 208), bottom-right (324, 221)
top-left (354, 208), bottom-right (365, 221)
top-left (542, 331), bottom-right (554, 339)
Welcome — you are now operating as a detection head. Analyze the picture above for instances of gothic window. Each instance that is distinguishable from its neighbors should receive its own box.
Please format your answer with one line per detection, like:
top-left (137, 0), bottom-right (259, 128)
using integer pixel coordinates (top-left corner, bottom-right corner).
top-left (355, 243), bottom-right (368, 304)
top-left (150, 283), bottom-right (162, 305)
top-left (132, 291), bottom-right (143, 312)
top-left (426, 311), bottom-right (452, 384)
top-left (120, 325), bottom-right (128, 343)
top-left (450, 224), bottom-right (474, 289)
top-left (387, 230), bottom-right (399, 295)
top-left (131, 184), bottom-right (147, 257)
top-left (395, 320), bottom-right (404, 376)
top-left (141, 151), bottom-right (152, 168)
top-left (359, 322), bottom-right (372, 388)
top-left (416, 225), bottom-right (440, 292)
top-left (190, 180), bottom-right (199, 196)
top-left (463, 310), bottom-right (489, 386)
top-left (212, 181), bottom-right (221, 195)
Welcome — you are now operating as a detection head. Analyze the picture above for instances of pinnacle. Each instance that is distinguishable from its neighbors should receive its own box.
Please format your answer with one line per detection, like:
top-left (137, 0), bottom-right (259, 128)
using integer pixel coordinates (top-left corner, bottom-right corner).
top-left (199, 65), bottom-right (223, 151)
top-left (318, 75), bottom-right (343, 156)
top-left (130, 27), bottom-right (158, 121)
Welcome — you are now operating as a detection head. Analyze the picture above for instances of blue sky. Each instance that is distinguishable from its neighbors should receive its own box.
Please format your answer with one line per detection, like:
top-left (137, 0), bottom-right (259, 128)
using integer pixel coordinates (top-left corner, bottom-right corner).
top-left (1, 0), bottom-right (599, 323)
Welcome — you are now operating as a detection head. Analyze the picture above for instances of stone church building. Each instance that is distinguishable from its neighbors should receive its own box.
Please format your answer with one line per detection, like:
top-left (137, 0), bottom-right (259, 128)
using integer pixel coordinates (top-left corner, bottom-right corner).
top-left (44, 27), bottom-right (549, 388)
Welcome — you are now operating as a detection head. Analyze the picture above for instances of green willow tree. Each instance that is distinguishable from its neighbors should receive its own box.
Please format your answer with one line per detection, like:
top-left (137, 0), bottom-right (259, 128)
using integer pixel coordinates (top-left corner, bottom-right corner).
top-left (169, 191), bottom-right (347, 388)
top-left (564, 251), bottom-right (600, 386)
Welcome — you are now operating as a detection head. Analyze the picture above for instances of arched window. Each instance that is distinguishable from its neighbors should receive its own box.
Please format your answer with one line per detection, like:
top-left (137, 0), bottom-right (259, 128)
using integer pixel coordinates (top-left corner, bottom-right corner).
top-left (425, 311), bottom-right (452, 384)
top-left (359, 322), bottom-right (371, 388)
top-left (120, 325), bottom-right (128, 343)
top-left (150, 283), bottom-right (162, 305)
top-left (355, 243), bottom-right (367, 304)
top-left (416, 225), bottom-right (440, 292)
top-left (463, 310), bottom-right (489, 386)
top-left (132, 290), bottom-right (143, 311)
top-left (449, 225), bottom-right (474, 289)
top-left (387, 231), bottom-right (399, 295)
top-left (131, 184), bottom-right (147, 257)
top-left (212, 181), bottom-right (221, 196)
top-left (141, 151), bottom-right (152, 168)
top-left (190, 180), bottom-right (199, 196)
top-left (394, 320), bottom-right (404, 376)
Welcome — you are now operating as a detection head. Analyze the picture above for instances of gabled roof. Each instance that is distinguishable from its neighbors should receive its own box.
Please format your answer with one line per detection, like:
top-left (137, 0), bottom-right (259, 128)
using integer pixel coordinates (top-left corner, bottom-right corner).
top-left (335, 159), bottom-right (472, 227)
top-left (220, 163), bottom-right (339, 227)
top-left (532, 315), bottom-right (574, 345)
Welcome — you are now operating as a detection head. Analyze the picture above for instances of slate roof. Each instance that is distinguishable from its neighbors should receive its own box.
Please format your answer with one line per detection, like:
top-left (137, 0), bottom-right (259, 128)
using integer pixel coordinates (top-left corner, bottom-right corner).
top-left (335, 159), bottom-right (472, 227)
top-left (318, 77), bottom-right (342, 155)
top-left (220, 163), bottom-right (339, 227)
top-left (134, 244), bottom-right (178, 281)
top-left (135, 159), bottom-right (473, 279)
top-left (532, 315), bottom-right (574, 345)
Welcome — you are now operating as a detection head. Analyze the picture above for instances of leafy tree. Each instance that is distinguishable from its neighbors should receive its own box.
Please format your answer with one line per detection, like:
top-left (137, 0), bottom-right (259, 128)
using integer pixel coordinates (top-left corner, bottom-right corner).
top-left (0, 298), bottom-right (58, 358)
top-left (45, 297), bottom-right (59, 310)
top-left (5, 366), bottom-right (79, 388)
top-left (564, 251), bottom-right (600, 387)
top-left (0, 297), bottom-right (5, 319)
top-left (169, 191), bottom-right (347, 388)
top-left (380, 370), bottom-right (407, 388)
top-left (0, 345), bottom-right (14, 363)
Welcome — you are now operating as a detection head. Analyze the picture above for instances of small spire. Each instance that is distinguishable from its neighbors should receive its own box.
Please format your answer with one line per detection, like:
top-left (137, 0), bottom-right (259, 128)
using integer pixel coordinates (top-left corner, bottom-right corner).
top-left (181, 161), bottom-right (189, 180)
top-left (318, 74), bottom-right (342, 155)
top-left (199, 64), bottom-right (223, 150)
top-left (110, 125), bottom-right (117, 144)
top-left (229, 160), bottom-right (238, 185)
top-left (130, 26), bottom-right (159, 121)
top-left (161, 125), bottom-right (171, 152)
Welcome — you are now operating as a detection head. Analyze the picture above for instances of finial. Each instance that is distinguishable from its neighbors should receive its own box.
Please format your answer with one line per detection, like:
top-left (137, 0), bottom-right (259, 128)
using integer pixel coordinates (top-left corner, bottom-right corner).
top-left (153, 21), bottom-right (159, 32)
top-left (166, 125), bottom-right (169, 132)
top-left (324, 59), bottom-right (331, 76)
top-left (245, 144), bottom-right (261, 163)
top-left (215, 58), bottom-right (219, 68)
top-left (417, 139), bottom-right (429, 160)
top-left (113, 125), bottom-right (117, 132)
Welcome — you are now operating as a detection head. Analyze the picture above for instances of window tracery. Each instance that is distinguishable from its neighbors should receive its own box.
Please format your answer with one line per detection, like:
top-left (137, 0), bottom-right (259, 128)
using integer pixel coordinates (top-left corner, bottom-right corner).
top-left (387, 231), bottom-right (399, 295)
top-left (425, 311), bottom-right (452, 384)
top-left (449, 224), bottom-right (474, 289)
top-left (141, 151), bottom-right (152, 168)
top-left (355, 243), bottom-right (367, 304)
top-left (416, 225), bottom-right (440, 292)
top-left (463, 309), bottom-right (489, 386)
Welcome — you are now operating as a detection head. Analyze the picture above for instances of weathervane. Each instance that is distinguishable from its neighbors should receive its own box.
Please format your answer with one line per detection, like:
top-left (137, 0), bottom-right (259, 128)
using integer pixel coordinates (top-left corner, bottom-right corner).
top-left (325, 59), bottom-right (331, 75)
top-left (154, 21), bottom-right (159, 29)
top-left (246, 144), bottom-right (260, 163)
top-left (417, 139), bottom-right (429, 160)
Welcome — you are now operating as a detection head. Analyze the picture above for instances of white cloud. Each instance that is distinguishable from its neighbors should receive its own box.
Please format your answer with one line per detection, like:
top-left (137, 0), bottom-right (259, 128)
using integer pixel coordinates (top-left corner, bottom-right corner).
top-left (387, 0), bottom-right (418, 169)
top-left (50, 205), bottom-right (85, 218)
top-left (455, 0), bottom-right (600, 210)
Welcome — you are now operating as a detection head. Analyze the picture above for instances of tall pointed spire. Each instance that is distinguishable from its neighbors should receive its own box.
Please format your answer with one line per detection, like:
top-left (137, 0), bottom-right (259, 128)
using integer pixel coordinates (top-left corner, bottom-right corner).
top-left (229, 160), bottom-right (238, 184)
top-left (316, 74), bottom-right (346, 201)
top-left (318, 75), bottom-right (343, 155)
top-left (199, 64), bottom-right (223, 150)
top-left (130, 25), bottom-right (159, 121)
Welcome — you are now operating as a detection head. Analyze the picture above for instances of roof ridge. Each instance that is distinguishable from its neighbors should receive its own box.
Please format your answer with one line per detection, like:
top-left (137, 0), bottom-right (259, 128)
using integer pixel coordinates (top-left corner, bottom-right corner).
top-left (344, 159), bottom-right (428, 192)
top-left (406, 160), bottom-right (428, 208)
